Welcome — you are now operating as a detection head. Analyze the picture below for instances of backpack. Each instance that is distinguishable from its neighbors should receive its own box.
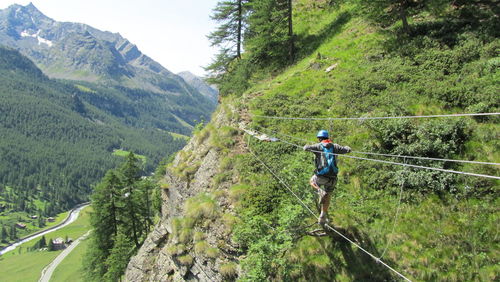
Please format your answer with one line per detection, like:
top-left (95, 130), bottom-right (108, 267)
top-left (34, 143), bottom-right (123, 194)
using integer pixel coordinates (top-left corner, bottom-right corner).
top-left (316, 144), bottom-right (338, 177)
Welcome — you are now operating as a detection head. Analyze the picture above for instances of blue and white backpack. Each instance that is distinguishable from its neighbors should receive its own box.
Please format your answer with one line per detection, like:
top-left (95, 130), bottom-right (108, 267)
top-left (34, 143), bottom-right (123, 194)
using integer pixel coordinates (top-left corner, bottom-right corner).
top-left (316, 144), bottom-right (339, 177)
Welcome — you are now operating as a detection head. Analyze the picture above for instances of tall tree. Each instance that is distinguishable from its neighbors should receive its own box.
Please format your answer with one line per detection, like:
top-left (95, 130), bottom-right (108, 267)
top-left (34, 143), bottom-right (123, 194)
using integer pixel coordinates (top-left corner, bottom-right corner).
top-left (245, 0), bottom-right (295, 68)
top-left (119, 153), bottom-right (142, 248)
top-left (206, 0), bottom-right (250, 90)
top-left (361, 0), bottom-right (448, 33)
top-left (83, 170), bottom-right (122, 280)
top-left (1, 225), bottom-right (7, 242)
top-left (103, 232), bottom-right (134, 281)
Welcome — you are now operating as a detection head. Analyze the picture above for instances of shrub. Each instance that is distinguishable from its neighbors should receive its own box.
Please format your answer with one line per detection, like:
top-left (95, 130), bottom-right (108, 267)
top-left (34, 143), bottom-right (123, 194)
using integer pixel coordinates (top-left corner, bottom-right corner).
top-left (193, 231), bottom-right (205, 241)
top-left (219, 262), bottom-right (238, 279)
top-left (205, 247), bottom-right (220, 259)
top-left (228, 184), bottom-right (250, 204)
top-left (178, 254), bottom-right (194, 266)
top-left (166, 243), bottom-right (185, 256)
top-left (194, 240), bottom-right (209, 254)
top-left (185, 193), bottom-right (218, 220)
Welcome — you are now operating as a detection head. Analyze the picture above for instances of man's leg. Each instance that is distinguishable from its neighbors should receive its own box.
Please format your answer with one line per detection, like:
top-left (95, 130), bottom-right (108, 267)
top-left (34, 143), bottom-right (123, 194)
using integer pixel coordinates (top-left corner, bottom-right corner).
top-left (309, 175), bottom-right (320, 190)
top-left (318, 177), bottom-right (335, 225)
top-left (320, 193), bottom-right (331, 216)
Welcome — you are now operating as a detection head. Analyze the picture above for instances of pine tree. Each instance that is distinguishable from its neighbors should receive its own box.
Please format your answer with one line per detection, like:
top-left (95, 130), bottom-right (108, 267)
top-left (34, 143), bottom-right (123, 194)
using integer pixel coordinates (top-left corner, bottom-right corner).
top-left (120, 153), bottom-right (142, 248)
top-left (206, 0), bottom-right (251, 93)
top-left (245, 0), bottom-right (294, 68)
top-left (9, 224), bottom-right (17, 240)
top-left (103, 232), bottom-right (134, 281)
top-left (48, 238), bottom-right (54, 251)
top-left (83, 170), bottom-right (122, 279)
top-left (360, 0), bottom-right (448, 34)
top-left (1, 225), bottom-right (7, 242)
top-left (40, 235), bottom-right (47, 248)
top-left (208, 0), bottom-right (248, 60)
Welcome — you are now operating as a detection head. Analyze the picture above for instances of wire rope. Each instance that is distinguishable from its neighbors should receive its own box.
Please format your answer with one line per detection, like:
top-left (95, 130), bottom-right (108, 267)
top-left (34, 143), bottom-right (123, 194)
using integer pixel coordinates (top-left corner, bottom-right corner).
top-left (247, 128), bottom-right (500, 180)
top-left (254, 112), bottom-right (500, 121)
top-left (256, 127), bottom-right (500, 166)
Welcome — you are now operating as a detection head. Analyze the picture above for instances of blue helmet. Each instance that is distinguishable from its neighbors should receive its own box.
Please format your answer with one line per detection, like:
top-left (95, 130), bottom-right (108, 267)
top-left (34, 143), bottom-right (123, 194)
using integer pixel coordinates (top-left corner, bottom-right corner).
top-left (317, 130), bottom-right (329, 138)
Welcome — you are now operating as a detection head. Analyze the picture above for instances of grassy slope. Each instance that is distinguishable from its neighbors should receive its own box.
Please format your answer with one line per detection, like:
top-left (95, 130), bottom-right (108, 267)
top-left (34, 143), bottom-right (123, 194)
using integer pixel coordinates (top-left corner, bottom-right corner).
top-left (221, 1), bottom-right (498, 281)
top-left (0, 206), bottom-right (92, 281)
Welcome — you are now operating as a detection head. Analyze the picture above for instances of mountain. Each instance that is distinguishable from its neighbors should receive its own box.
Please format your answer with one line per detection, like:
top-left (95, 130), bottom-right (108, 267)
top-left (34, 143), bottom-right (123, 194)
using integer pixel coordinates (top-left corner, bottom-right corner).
top-left (0, 46), bottom-right (187, 218)
top-left (178, 71), bottom-right (219, 104)
top-left (0, 3), bottom-right (216, 125)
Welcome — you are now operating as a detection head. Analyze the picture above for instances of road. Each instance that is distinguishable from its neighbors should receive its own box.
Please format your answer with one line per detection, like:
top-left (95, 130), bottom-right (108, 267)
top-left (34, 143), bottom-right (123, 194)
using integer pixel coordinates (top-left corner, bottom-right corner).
top-left (0, 203), bottom-right (89, 255)
top-left (38, 230), bottom-right (92, 282)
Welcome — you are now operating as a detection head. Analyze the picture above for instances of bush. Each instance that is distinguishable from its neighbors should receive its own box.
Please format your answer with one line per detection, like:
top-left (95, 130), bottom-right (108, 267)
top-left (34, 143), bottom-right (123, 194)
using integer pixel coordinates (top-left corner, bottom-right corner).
top-left (178, 254), bottom-right (194, 266)
top-left (194, 240), bottom-right (209, 254)
top-left (185, 193), bottom-right (218, 220)
top-left (205, 247), bottom-right (220, 259)
top-left (219, 262), bottom-right (238, 279)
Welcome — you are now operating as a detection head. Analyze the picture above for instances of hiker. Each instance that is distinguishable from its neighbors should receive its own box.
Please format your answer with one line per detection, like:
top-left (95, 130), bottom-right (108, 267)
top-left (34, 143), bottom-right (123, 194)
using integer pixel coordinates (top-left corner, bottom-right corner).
top-left (304, 130), bottom-right (351, 225)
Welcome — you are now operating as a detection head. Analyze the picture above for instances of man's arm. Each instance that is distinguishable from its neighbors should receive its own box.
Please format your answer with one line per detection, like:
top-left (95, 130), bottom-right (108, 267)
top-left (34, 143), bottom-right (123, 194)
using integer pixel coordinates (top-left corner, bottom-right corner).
top-left (333, 144), bottom-right (351, 154)
top-left (303, 143), bottom-right (322, 152)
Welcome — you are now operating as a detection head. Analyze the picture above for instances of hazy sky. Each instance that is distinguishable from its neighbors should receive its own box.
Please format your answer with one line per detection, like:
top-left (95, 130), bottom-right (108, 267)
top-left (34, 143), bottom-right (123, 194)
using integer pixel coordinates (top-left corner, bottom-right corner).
top-left (0, 0), bottom-right (219, 76)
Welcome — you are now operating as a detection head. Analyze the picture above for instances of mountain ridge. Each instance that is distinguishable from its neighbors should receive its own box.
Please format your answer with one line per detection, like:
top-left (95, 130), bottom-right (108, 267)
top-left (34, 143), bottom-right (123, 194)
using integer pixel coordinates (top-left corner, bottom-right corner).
top-left (0, 3), bottom-right (214, 102)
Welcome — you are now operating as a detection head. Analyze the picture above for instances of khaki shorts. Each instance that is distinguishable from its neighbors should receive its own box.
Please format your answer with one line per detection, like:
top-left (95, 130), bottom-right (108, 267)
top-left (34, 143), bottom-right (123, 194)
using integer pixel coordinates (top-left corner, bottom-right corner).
top-left (311, 175), bottom-right (337, 193)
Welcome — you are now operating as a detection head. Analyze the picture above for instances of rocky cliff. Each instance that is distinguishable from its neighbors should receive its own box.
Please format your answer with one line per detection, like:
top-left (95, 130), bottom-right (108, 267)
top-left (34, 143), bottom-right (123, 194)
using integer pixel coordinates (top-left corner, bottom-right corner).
top-left (126, 105), bottom-right (243, 281)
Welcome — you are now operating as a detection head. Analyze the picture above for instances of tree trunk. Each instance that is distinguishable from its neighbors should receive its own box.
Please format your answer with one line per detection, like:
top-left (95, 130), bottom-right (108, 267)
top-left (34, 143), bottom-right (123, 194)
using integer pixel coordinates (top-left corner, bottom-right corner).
top-left (399, 3), bottom-right (409, 33)
top-left (237, 0), bottom-right (242, 59)
top-left (288, 0), bottom-right (295, 62)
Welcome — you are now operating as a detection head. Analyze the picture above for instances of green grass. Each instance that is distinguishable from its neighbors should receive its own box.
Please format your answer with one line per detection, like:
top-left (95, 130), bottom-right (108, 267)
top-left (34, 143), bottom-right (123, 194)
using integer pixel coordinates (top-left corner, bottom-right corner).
top-left (50, 236), bottom-right (90, 282)
top-left (0, 248), bottom-right (61, 282)
top-left (169, 131), bottom-right (190, 140)
top-left (112, 149), bottom-right (147, 163)
top-left (172, 114), bottom-right (194, 130)
top-left (74, 84), bottom-right (96, 93)
top-left (0, 206), bottom-right (92, 281)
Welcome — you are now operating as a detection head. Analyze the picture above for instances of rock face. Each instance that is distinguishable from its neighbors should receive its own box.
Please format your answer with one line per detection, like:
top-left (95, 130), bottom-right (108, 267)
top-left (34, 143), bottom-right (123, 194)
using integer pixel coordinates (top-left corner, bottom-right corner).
top-left (126, 107), bottom-right (242, 281)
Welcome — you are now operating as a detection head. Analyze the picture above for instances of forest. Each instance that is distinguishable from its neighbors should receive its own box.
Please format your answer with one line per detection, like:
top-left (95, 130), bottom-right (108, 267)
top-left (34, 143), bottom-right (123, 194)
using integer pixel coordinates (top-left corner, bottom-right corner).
top-left (0, 46), bottom-right (189, 245)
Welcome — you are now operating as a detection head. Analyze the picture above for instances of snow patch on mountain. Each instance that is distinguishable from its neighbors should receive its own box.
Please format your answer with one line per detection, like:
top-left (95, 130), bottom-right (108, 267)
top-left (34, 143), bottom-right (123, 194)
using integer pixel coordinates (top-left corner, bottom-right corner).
top-left (20, 30), bottom-right (53, 47)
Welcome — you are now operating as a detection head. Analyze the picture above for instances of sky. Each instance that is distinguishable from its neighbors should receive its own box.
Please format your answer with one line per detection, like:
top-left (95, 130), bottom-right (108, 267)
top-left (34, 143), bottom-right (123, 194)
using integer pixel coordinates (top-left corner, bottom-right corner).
top-left (0, 0), bottom-right (220, 76)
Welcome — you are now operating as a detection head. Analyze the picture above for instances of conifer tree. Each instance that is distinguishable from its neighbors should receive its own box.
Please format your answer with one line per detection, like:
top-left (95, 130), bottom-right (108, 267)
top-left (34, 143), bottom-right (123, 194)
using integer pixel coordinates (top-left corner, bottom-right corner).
top-left (1, 225), bottom-right (7, 242)
top-left (245, 0), bottom-right (295, 68)
top-left (103, 232), bottom-right (134, 281)
top-left (206, 0), bottom-right (249, 85)
top-left (9, 224), bottom-right (16, 240)
top-left (47, 238), bottom-right (54, 251)
top-left (120, 152), bottom-right (142, 247)
top-left (84, 170), bottom-right (122, 279)
top-left (360, 0), bottom-right (448, 33)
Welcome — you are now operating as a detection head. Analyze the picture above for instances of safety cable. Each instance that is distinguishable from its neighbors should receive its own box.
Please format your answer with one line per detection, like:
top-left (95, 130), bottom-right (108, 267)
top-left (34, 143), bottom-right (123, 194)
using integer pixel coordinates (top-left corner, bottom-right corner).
top-left (379, 158), bottom-right (406, 260)
top-left (257, 127), bottom-right (500, 166)
top-left (247, 127), bottom-right (500, 180)
top-left (246, 133), bottom-right (412, 282)
top-left (254, 112), bottom-right (500, 121)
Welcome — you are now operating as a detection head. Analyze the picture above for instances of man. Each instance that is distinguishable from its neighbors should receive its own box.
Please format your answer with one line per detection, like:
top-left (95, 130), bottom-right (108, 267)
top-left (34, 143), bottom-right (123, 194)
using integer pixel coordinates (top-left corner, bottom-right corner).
top-left (304, 130), bottom-right (351, 225)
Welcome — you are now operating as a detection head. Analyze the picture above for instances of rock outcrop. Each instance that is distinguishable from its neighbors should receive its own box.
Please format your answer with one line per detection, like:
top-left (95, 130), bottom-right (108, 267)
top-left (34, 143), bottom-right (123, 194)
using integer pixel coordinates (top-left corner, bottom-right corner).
top-left (126, 106), bottom-right (242, 281)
